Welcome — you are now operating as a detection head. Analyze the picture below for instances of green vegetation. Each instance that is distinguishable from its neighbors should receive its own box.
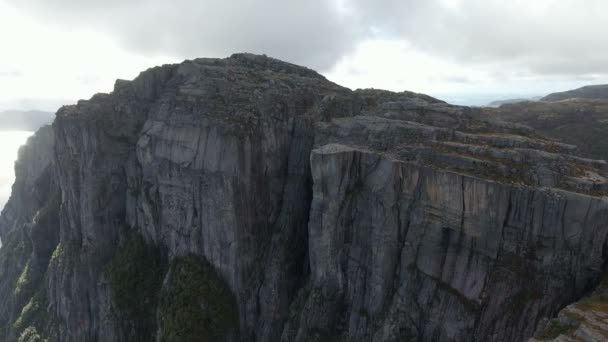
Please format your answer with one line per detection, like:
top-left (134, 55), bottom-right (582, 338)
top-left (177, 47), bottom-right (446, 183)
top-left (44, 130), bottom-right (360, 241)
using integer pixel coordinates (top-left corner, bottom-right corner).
top-left (18, 326), bottom-right (47, 342)
top-left (49, 244), bottom-right (64, 265)
top-left (5, 230), bottom-right (239, 342)
top-left (13, 289), bottom-right (49, 342)
top-left (536, 318), bottom-right (580, 340)
top-left (0, 231), bottom-right (31, 275)
top-left (104, 236), bottom-right (239, 341)
top-left (14, 261), bottom-right (32, 297)
top-left (159, 255), bottom-right (238, 342)
top-left (0, 231), bottom-right (36, 339)
top-left (104, 235), bottom-right (165, 341)
top-left (576, 273), bottom-right (608, 312)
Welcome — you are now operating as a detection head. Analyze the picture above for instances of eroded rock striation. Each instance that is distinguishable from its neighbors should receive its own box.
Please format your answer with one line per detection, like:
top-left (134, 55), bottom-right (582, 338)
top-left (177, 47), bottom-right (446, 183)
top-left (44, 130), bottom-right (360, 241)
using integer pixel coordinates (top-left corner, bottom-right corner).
top-left (1, 54), bottom-right (608, 342)
top-left (489, 96), bottom-right (608, 341)
top-left (0, 125), bottom-right (58, 341)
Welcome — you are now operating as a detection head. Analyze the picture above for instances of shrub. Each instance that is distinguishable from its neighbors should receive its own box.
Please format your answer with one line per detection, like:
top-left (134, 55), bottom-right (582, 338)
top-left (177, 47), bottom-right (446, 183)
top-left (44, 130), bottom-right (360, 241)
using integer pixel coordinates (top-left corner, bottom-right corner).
top-left (159, 255), bottom-right (238, 342)
top-left (104, 235), bottom-right (165, 340)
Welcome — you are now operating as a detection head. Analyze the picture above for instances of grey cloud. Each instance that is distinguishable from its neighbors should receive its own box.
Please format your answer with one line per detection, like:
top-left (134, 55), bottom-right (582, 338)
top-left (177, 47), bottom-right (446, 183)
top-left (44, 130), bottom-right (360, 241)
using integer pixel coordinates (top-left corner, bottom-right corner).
top-left (348, 0), bottom-right (608, 76)
top-left (7, 0), bottom-right (361, 70)
top-left (6, 0), bottom-right (608, 76)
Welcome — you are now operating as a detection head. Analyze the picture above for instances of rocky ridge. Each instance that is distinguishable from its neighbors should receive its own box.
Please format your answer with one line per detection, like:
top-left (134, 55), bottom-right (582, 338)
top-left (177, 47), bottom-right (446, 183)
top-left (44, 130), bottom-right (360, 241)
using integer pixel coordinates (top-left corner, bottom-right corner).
top-left (541, 85), bottom-right (608, 102)
top-left (487, 99), bottom-right (608, 162)
top-left (1, 54), bottom-right (608, 341)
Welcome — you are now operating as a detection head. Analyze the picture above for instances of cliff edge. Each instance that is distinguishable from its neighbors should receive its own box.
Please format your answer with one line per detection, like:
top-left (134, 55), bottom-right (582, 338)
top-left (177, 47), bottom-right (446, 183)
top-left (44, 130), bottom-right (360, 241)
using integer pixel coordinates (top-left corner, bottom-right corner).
top-left (1, 54), bottom-right (608, 342)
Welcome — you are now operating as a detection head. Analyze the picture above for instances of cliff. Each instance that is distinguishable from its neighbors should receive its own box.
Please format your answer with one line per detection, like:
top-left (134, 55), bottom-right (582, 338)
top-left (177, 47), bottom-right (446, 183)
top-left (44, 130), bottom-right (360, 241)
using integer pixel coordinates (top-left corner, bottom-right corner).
top-left (1, 54), bottom-right (608, 342)
top-left (489, 99), bottom-right (608, 341)
top-left (0, 125), bottom-right (58, 341)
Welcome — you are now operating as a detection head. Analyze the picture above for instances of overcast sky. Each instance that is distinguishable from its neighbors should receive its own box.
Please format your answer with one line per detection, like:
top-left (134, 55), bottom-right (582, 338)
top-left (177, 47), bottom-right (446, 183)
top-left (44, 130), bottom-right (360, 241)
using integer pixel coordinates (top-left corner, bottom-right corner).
top-left (0, 0), bottom-right (606, 212)
top-left (1, 0), bottom-right (608, 109)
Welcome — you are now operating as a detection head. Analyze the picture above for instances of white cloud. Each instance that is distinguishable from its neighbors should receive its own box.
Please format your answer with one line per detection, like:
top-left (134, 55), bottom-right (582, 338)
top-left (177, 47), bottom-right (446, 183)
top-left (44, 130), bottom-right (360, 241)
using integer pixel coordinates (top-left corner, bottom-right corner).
top-left (3, 0), bottom-right (358, 71)
top-left (2, 0), bottom-right (608, 107)
top-left (349, 0), bottom-right (608, 76)
top-left (0, 2), bottom-right (176, 111)
top-left (325, 39), bottom-right (492, 94)
top-left (324, 38), bottom-right (608, 105)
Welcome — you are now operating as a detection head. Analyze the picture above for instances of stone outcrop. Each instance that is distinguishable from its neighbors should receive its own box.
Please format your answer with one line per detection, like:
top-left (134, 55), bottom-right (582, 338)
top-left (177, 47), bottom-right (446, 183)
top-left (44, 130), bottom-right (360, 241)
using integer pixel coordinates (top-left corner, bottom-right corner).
top-left (487, 99), bottom-right (608, 161)
top-left (1, 54), bottom-right (608, 342)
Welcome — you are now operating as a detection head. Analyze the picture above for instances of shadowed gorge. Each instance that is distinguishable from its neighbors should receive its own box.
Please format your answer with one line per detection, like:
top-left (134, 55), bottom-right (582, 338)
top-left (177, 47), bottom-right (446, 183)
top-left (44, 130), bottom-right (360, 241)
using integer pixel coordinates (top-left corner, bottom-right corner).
top-left (1, 54), bottom-right (608, 342)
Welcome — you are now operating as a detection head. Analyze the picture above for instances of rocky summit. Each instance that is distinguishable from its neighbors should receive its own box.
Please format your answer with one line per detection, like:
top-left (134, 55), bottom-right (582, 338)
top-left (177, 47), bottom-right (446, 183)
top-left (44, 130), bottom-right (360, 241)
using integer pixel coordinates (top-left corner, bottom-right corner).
top-left (1, 54), bottom-right (608, 342)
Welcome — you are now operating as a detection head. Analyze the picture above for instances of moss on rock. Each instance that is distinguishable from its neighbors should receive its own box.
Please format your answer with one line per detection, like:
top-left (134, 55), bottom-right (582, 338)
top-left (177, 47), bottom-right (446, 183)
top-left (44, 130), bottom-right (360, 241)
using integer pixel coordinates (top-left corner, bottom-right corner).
top-left (18, 326), bottom-right (47, 342)
top-left (536, 318), bottom-right (580, 340)
top-left (13, 288), bottom-right (49, 342)
top-left (159, 255), bottom-right (239, 342)
top-left (14, 260), bottom-right (32, 298)
top-left (104, 234), bottom-right (165, 340)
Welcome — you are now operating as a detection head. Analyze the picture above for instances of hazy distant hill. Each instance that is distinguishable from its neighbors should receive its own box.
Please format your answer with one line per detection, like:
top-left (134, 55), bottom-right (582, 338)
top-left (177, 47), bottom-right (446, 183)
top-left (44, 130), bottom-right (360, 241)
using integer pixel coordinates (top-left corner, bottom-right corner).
top-left (486, 97), bottom-right (541, 107)
top-left (541, 84), bottom-right (608, 102)
top-left (0, 110), bottom-right (54, 131)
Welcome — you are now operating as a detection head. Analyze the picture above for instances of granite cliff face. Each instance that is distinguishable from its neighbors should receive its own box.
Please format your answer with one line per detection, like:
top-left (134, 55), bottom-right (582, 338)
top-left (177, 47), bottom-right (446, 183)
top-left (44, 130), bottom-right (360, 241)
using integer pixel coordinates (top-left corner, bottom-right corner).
top-left (488, 97), bottom-right (608, 341)
top-left (1, 54), bottom-right (608, 342)
top-left (0, 126), bottom-right (59, 341)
